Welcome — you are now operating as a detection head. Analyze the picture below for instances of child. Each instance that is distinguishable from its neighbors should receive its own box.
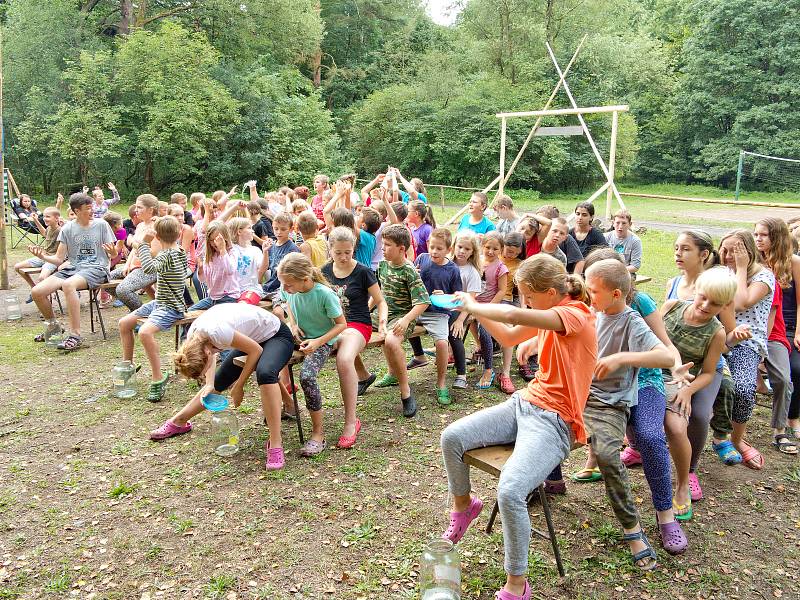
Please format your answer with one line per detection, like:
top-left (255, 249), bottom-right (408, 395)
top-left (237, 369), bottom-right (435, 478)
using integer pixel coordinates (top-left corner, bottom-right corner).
top-left (407, 228), bottom-right (464, 406)
top-left (170, 192), bottom-right (194, 226)
top-left (322, 227), bottom-right (389, 447)
top-left (440, 254), bottom-right (595, 600)
top-left (536, 205), bottom-right (585, 273)
top-left (355, 207), bottom-right (381, 268)
top-left (494, 194), bottom-right (520, 236)
top-left (407, 200), bottom-right (435, 257)
top-left (188, 192), bottom-right (205, 224)
top-left (473, 231), bottom-right (509, 390)
top-left (570, 201), bottom-right (608, 258)
top-left (189, 217), bottom-right (241, 311)
top-left (250, 199), bottom-right (275, 247)
top-left (99, 211), bottom-right (128, 308)
top-left (605, 210), bottom-right (642, 273)
top-left (581, 259), bottom-right (674, 570)
top-left (168, 203), bottom-right (198, 306)
top-left (277, 253), bottom-right (347, 457)
top-left (450, 231), bottom-right (483, 388)
top-left (90, 183), bottom-right (120, 219)
top-left (390, 201), bottom-right (416, 261)
top-left (711, 230), bottom-right (775, 469)
top-left (372, 224), bottom-right (431, 417)
top-left (298, 211), bottom-right (328, 268)
top-left (395, 169), bottom-right (428, 204)
top-left (227, 217), bottom-right (269, 305)
top-left (30, 193), bottom-right (117, 351)
top-left (263, 213), bottom-right (300, 295)
top-left (123, 204), bottom-right (139, 239)
top-left (496, 232), bottom-right (525, 394)
top-left (153, 303), bottom-right (295, 470)
top-left (458, 192), bottom-right (495, 237)
top-left (14, 207), bottom-right (62, 300)
top-left (540, 218), bottom-right (569, 265)
top-left (516, 213), bottom-right (552, 258)
top-left (118, 216), bottom-right (187, 401)
top-left (311, 174), bottom-right (329, 220)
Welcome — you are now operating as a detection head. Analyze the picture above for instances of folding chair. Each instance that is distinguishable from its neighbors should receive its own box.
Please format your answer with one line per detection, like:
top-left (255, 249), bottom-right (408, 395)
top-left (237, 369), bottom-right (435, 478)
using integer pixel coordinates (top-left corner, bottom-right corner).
top-left (6, 198), bottom-right (43, 249)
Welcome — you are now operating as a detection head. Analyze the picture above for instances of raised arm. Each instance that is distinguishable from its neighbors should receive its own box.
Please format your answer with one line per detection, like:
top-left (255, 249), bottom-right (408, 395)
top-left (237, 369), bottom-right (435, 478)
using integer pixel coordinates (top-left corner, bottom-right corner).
top-left (395, 170), bottom-right (418, 202)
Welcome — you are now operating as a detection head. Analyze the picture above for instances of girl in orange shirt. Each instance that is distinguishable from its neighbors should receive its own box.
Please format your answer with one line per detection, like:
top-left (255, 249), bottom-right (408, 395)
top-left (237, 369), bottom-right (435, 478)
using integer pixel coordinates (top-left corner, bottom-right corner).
top-left (441, 254), bottom-right (597, 600)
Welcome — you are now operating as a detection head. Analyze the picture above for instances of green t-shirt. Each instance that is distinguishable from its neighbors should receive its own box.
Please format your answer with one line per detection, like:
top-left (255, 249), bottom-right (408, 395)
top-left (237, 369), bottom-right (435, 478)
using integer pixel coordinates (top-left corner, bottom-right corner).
top-left (280, 283), bottom-right (343, 345)
top-left (377, 260), bottom-right (431, 321)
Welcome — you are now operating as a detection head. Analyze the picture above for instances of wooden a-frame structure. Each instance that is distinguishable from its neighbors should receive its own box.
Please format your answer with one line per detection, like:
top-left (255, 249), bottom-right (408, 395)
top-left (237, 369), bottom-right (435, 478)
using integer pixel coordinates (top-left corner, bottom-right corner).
top-left (445, 36), bottom-right (628, 225)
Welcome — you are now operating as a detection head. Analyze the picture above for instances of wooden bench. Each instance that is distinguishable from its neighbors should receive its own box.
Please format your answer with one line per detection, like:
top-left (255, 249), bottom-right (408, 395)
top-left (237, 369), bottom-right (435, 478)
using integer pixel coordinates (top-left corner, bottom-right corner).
top-left (20, 266), bottom-right (65, 315)
top-left (233, 325), bottom-right (427, 444)
top-left (463, 445), bottom-right (565, 577)
top-left (634, 274), bottom-right (652, 285)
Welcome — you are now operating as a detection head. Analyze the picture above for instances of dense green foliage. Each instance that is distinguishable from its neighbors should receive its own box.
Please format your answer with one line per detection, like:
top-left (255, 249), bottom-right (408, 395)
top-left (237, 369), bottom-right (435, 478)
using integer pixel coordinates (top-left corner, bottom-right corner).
top-left (2, 0), bottom-right (798, 196)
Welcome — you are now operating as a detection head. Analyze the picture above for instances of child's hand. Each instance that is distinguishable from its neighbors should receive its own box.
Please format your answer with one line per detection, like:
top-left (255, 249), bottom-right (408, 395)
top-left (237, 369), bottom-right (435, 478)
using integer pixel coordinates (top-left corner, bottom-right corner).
top-left (673, 386), bottom-right (693, 420)
top-left (29, 245), bottom-right (44, 258)
top-left (291, 324), bottom-right (305, 341)
top-left (230, 382), bottom-right (245, 408)
top-left (102, 242), bottom-right (117, 257)
top-left (733, 241), bottom-right (750, 272)
top-left (452, 291), bottom-right (473, 313)
top-left (731, 324), bottom-right (752, 341)
top-left (212, 235), bottom-right (227, 254)
top-left (377, 318), bottom-right (388, 337)
top-left (516, 338), bottom-right (537, 364)
top-left (299, 338), bottom-right (320, 354)
top-left (391, 318), bottom-right (408, 337)
top-left (670, 362), bottom-right (695, 388)
top-left (142, 228), bottom-right (156, 244)
top-left (244, 180), bottom-right (256, 189)
top-left (450, 317), bottom-right (465, 339)
top-left (263, 238), bottom-right (273, 252)
top-left (227, 185), bottom-right (238, 198)
top-left (593, 355), bottom-right (624, 380)
top-left (107, 182), bottom-right (116, 192)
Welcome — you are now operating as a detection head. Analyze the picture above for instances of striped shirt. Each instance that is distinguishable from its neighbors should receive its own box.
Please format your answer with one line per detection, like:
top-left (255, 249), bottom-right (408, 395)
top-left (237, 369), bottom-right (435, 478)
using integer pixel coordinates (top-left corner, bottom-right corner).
top-left (138, 244), bottom-right (187, 313)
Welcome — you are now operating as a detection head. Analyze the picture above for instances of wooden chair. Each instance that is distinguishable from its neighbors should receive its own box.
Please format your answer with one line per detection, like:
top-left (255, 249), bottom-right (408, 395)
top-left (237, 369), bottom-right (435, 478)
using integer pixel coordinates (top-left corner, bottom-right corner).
top-left (20, 267), bottom-right (64, 315)
top-left (88, 282), bottom-right (121, 340)
top-left (463, 444), bottom-right (566, 577)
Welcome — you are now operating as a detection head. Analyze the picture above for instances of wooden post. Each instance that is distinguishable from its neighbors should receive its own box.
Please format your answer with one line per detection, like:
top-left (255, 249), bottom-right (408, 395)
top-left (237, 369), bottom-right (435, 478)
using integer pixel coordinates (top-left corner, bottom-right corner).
top-left (499, 116), bottom-right (507, 195)
top-left (439, 185), bottom-right (445, 211)
top-left (606, 110), bottom-right (619, 221)
top-left (0, 25), bottom-right (7, 290)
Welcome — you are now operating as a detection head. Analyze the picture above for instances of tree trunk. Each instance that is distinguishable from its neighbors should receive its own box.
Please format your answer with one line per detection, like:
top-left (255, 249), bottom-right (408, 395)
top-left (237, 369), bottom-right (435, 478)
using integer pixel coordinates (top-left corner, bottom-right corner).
top-left (119, 0), bottom-right (134, 35)
top-left (310, 48), bottom-right (322, 87)
top-left (144, 155), bottom-right (155, 193)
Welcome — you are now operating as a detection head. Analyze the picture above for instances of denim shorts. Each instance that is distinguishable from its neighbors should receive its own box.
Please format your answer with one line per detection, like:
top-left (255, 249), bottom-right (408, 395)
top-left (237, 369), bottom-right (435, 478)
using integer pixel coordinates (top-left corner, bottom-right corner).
top-left (25, 257), bottom-right (57, 276)
top-left (134, 300), bottom-right (185, 331)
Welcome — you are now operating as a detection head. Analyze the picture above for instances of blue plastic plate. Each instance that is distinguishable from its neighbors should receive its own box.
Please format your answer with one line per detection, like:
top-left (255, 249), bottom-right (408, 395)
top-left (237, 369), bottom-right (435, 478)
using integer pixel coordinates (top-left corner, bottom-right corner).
top-left (429, 294), bottom-right (463, 310)
top-left (202, 393), bottom-right (229, 412)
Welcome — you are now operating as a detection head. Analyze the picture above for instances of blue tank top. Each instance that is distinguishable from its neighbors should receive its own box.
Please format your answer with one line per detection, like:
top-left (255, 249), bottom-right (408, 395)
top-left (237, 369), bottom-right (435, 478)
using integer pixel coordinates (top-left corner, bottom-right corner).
top-left (667, 275), bottom-right (726, 372)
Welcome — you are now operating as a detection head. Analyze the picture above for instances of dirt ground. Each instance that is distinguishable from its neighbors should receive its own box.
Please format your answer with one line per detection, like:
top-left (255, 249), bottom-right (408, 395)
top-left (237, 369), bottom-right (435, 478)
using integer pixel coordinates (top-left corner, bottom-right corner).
top-left (1, 249), bottom-right (800, 600)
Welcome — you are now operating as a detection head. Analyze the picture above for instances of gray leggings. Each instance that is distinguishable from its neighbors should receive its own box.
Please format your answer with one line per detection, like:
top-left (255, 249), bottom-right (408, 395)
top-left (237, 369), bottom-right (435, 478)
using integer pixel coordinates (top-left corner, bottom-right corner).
top-left (110, 267), bottom-right (157, 311)
top-left (765, 340), bottom-right (792, 429)
top-left (440, 393), bottom-right (570, 576)
top-left (687, 372), bottom-right (723, 472)
top-left (299, 344), bottom-right (333, 412)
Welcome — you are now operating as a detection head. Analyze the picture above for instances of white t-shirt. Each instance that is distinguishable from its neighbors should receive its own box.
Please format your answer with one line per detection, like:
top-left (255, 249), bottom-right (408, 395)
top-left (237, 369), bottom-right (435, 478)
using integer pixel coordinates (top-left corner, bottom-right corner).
top-left (457, 263), bottom-right (482, 294)
top-left (232, 244), bottom-right (264, 296)
top-left (188, 303), bottom-right (280, 348)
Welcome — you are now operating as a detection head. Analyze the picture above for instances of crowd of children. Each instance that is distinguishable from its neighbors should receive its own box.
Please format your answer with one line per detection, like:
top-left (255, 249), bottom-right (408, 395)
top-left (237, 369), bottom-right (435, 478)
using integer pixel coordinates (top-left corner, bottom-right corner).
top-left (12, 174), bottom-right (800, 598)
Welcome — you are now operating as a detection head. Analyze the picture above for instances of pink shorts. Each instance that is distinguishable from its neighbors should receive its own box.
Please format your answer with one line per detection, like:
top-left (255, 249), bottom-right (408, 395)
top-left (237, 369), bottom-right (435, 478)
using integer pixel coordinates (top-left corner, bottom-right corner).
top-left (347, 322), bottom-right (372, 344)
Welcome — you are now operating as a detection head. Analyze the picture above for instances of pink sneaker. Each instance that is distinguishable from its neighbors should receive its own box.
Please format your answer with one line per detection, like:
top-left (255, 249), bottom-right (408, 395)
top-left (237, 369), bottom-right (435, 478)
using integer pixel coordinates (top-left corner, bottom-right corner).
top-left (620, 446), bottom-right (642, 467)
top-left (149, 420), bottom-right (192, 441)
top-left (688, 472), bottom-right (703, 501)
top-left (442, 496), bottom-right (483, 544)
top-left (265, 442), bottom-right (285, 471)
top-left (495, 580), bottom-right (531, 600)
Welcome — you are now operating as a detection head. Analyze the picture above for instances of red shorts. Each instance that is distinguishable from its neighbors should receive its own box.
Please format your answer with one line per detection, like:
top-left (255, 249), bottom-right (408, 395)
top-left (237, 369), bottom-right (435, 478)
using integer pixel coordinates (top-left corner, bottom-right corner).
top-left (238, 291), bottom-right (262, 305)
top-left (347, 321), bottom-right (372, 344)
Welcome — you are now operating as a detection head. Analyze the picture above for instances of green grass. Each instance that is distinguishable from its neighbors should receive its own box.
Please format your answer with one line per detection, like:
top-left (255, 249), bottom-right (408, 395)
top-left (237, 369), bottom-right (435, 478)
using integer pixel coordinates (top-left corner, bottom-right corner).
top-left (207, 574), bottom-right (236, 597)
top-left (108, 481), bottom-right (137, 498)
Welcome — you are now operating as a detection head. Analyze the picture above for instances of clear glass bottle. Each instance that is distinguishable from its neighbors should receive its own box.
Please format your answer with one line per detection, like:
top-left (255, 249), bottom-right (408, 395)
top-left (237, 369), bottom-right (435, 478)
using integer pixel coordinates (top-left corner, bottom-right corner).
top-left (4, 295), bottom-right (22, 321)
top-left (111, 361), bottom-right (137, 398)
top-left (210, 409), bottom-right (240, 457)
top-left (419, 539), bottom-right (461, 600)
top-left (44, 322), bottom-right (63, 349)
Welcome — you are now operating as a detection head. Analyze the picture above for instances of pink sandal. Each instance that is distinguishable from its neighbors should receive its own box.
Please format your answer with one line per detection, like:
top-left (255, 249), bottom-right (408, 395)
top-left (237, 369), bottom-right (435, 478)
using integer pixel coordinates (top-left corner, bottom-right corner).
top-left (620, 446), bottom-right (642, 467)
top-left (265, 441), bottom-right (285, 471)
top-left (149, 420), bottom-right (192, 441)
top-left (442, 496), bottom-right (483, 544)
top-left (688, 472), bottom-right (703, 501)
top-left (495, 580), bottom-right (531, 600)
top-left (740, 445), bottom-right (764, 470)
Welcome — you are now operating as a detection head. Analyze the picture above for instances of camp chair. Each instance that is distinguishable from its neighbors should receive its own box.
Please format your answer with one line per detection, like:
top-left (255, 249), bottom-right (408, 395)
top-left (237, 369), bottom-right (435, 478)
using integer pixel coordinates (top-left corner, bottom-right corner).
top-left (7, 197), bottom-right (44, 249)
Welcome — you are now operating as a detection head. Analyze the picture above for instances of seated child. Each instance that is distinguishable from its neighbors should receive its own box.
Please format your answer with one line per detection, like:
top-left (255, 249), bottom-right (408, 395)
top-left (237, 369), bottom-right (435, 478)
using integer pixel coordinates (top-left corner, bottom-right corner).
top-left (540, 218), bottom-right (569, 265)
top-left (493, 194), bottom-right (520, 236)
top-left (407, 228), bottom-right (464, 406)
top-left (263, 213), bottom-right (300, 295)
top-left (472, 231), bottom-right (509, 390)
top-left (298, 211), bottom-right (328, 268)
top-left (458, 192), bottom-right (496, 237)
top-left (14, 206), bottom-right (62, 301)
top-left (372, 224), bottom-right (431, 417)
top-left (118, 216), bottom-right (187, 401)
top-left (605, 210), bottom-right (642, 273)
top-left (450, 230), bottom-right (483, 388)
top-left (189, 217), bottom-right (241, 311)
top-left (227, 217), bottom-right (268, 305)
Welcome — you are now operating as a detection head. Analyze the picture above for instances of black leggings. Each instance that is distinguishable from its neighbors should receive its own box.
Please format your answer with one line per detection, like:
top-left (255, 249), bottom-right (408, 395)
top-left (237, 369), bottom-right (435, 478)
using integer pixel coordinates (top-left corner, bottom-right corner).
top-left (214, 322), bottom-right (294, 389)
top-left (408, 312), bottom-right (467, 376)
top-left (789, 340), bottom-right (800, 420)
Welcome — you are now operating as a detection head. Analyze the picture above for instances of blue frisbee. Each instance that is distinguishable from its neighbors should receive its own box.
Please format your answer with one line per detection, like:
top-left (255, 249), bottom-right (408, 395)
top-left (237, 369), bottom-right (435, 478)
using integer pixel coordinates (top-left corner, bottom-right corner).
top-left (429, 294), bottom-right (463, 310)
top-left (201, 393), bottom-right (229, 412)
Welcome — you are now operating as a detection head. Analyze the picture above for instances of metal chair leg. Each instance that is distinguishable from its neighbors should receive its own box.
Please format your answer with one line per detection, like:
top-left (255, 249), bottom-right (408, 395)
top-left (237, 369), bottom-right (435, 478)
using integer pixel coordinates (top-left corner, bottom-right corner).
top-left (288, 365), bottom-right (305, 444)
top-left (538, 484), bottom-right (565, 577)
top-left (486, 500), bottom-right (499, 534)
top-left (89, 289), bottom-right (96, 333)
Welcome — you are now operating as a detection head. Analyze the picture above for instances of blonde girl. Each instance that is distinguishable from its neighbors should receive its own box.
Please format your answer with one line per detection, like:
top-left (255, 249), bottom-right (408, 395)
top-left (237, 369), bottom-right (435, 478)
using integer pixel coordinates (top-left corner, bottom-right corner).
top-left (712, 230), bottom-right (775, 469)
top-left (322, 227), bottom-right (388, 447)
top-left (277, 253), bottom-right (347, 457)
top-left (753, 217), bottom-right (799, 454)
top-left (442, 254), bottom-right (596, 600)
top-left (451, 231), bottom-right (483, 388)
top-left (473, 231), bottom-right (509, 389)
top-left (151, 303), bottom-right (295, 471)
top-left (189, 214), bottom-right (241, 311)
top-left (226, 217), bottom-right (269, 305)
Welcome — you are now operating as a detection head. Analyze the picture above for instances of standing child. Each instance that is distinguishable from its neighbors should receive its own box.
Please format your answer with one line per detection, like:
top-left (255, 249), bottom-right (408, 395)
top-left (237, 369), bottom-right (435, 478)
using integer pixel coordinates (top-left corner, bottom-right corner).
top-left (371, 224), bottom-right (431, 417)
top-left (278, 253), bottom-right (347, 457)
top-left (263, 213), bottom-right (300, 295)
top-left (494, 195), bottom-right (520, 237)
top-left (355, 207), bottom-right (381, 268)
top-left (472, 231), bottom-right (509, 389)
top-left (226, 217), bottom-right (269, 305)
top-left (322, 227), bottom-right (389, 447)
top-left (450, 231), bottom-right (483, 389)
top-left (407, 228), bottom-right (464, 406)
top-left (441, 254), bottom-right (596, 600)
top-left (407, 200), bottom-right (435, 257)
top-left (298, 212), bottom-right (328, 268)
top-left (496, 232), bottom-right (525, 394)
top-left (118, 216), bottom-right (187, 401)
top-left (458, 192), bottom-right (496, 237)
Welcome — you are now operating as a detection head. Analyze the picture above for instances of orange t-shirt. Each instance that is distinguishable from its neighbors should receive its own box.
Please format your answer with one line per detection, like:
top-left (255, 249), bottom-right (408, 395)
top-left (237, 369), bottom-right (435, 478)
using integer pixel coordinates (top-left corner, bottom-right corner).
top-left (521, 299), bottom-right (597, 444)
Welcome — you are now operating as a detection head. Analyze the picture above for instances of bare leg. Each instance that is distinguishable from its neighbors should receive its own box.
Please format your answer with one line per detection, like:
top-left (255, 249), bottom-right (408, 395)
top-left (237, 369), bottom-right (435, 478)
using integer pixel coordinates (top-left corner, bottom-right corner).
top-left (118, 312), bottom-right (139, 362)
top-left (171, 388), bottom-right (208, 426)
top-left (354, 354), bottom-right (369, 381)
top-left (383, 333), bottom-right (410, 398)
top-left (335, 330), bottom-right (366, 437)
top-left (138, 323), bottom-right (163, 382)
top-left (434, 339), bottom-right (449, 389)
top-left (31, 275), bottom-right (64, 321)
top-left (309, 409), bottom-right (324, 443)
top-left (60, 275), bottom-right (89, 335)
top-left (260, 383), bottom-right (283, 448)
top-left (502, 345), bottom-right (513, 377)
top-left (14, 261), bottom-right (35, 288)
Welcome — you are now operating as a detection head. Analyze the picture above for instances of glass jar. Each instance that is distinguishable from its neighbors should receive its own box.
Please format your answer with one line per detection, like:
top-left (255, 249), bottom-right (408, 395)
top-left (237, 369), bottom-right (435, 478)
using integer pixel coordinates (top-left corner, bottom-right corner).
top-left (4, 295), bottom-right (22, 321)
top-left (419, 539), bottom-right (461, 600)
top-left (44, 323), bottom-right (63, 349)
top-left (111, 361), bottom-right (137, 398)
top-left (210, 409), bottom-right (240, 456)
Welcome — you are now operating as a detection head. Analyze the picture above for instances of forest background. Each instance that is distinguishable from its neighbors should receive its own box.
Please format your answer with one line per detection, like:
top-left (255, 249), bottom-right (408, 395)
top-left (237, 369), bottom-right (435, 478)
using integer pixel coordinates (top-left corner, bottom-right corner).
top-left (1, 0), bottom-right (798, 197)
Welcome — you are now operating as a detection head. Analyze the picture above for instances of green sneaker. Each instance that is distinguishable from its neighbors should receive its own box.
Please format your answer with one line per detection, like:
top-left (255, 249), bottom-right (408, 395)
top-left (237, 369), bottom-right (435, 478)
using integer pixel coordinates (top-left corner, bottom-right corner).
top-left (375, 374), bottom-right (399, 388)
top-left (437, 388), bottom-right (452, 406)
top-left (147, 373), bottom-right (169, 402)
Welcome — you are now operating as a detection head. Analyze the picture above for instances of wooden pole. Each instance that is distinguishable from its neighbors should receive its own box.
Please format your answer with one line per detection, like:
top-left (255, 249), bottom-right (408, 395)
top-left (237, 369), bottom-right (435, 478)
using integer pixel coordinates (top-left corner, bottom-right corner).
top-left (499, 116), bottom-right (507, 195)
top-left (439, 185), bottom-right (445, 211)
top-left (605, 110), bottom-right (619, 220)
top-left (496, 105), bottom-right (629, 118)
top-left (0, 24), bottom-right (8, 290)
top-left (564, 182), bottom-right (611, 226)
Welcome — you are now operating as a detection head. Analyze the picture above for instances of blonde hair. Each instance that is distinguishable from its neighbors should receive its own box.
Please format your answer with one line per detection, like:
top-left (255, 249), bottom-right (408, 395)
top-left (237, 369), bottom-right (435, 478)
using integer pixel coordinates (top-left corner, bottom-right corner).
top-left (585, 258), bottom-right (631, 298)
top-left (170, 193), bottom-right (187, 204)
top-left (613, 209), bottom-right (632, 223)
top-left (273, 212), bottom-right (294, 228)
top-left (695, 266), bottom-right (737, 306)
top-left (277, 252), bottom-right (329, 288)
top-left (292, 200), bottom-right (310, 214)
top-left (719, 229), bottom-right (761, 280)
top-left (136, 193), bottom-right (159, 212)
top-left (154, 215), bottom-right (181, 244)
top-left (173, 335), bottom-right (209, 380)
top-left (226, 217), bottom-right (252, 243)
top-left (205, 220), bottom-right (233, 263)
top-left (328, 226), bottom-right (356, 247)
top-left (452, 230), bottom-right (482, 272)
top-left (494, 194), bottom-right (513, 209)
top-left (168, 203), bottom-right (184, 217)
top-left (516, 254), bottom-right (590, 306)
top-left (211, 190), bottom-right (226, 203)
top-left (189, 192), bottom-right (205, 208)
